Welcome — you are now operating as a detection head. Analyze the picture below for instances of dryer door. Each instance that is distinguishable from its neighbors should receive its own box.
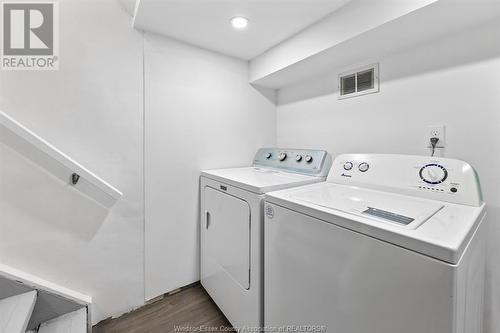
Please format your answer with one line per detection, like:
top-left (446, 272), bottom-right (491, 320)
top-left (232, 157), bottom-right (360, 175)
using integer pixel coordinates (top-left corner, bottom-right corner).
top-left (204, 187), bottom-right (251, 289)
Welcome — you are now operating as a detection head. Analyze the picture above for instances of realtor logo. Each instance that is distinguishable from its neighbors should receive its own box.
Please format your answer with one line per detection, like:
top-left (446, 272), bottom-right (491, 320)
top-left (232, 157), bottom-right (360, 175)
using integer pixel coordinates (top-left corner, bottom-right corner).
top-left (1, 1), bottom-right (59, 70)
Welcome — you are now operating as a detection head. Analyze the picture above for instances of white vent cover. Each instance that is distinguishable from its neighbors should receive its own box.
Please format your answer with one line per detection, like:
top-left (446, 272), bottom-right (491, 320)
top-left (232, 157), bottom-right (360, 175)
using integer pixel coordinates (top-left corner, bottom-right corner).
top-left (339, 63), bottom-right (379, 99)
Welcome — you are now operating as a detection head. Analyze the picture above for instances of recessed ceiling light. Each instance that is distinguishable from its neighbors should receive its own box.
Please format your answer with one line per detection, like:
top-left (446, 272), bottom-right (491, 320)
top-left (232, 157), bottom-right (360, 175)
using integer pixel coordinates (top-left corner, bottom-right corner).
top-left (230, 16), bottom-right (249, 30)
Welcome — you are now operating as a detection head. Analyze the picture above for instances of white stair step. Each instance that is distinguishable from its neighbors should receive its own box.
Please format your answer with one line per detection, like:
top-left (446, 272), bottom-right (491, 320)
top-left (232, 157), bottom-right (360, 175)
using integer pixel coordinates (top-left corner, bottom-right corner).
top-left (37, 308), bottom-right (86, 333)
top-left (0, 291), bottom-right (37, 333)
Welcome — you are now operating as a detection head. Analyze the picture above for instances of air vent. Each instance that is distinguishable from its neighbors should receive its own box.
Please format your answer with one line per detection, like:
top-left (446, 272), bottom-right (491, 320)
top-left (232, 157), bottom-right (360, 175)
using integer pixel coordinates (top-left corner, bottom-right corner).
top-left (339, 64), bottom-right (379, 99)
top-left (340, 74), bottom-right (356, 95)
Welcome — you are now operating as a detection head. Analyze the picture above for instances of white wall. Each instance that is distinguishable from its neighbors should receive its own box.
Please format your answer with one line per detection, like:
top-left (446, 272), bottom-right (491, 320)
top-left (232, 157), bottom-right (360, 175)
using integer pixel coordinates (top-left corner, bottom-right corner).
top-left (276, 19), bottom-right (500, 333)
top-left (143, 34), bottom-right (276, 300)
top-left (0, 0), bottom-right (144, 323)
top-left (249, 0), bottom-right (436, 82)
top-left (0, 0), bottom-right (277, 322)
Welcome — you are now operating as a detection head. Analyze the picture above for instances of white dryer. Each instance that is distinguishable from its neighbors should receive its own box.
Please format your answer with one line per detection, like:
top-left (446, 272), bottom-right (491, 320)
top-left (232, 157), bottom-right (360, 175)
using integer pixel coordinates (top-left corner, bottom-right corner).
top-left (200, 148), bottom-right (332, 330)
top-left (264, 154), bottom-right (486, 333)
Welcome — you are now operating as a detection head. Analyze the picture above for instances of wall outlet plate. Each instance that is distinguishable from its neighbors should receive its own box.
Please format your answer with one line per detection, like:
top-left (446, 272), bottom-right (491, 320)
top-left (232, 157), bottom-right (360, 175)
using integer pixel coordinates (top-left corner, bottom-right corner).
top-left (427, 125), bottom-right (445, 148)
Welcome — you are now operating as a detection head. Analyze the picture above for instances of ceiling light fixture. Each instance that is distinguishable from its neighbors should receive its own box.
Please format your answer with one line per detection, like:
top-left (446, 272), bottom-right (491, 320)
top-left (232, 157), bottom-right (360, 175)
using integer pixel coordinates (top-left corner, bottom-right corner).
top-left (230, 16), bottom-right (249, 30)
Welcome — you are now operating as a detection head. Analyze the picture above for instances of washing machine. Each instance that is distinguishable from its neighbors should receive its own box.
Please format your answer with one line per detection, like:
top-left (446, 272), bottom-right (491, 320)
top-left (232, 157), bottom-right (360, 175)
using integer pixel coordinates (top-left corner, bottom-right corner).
top-left (200, 148), bottom-right (332, 330)
top-left (264, 154), bottom-right (486, 333)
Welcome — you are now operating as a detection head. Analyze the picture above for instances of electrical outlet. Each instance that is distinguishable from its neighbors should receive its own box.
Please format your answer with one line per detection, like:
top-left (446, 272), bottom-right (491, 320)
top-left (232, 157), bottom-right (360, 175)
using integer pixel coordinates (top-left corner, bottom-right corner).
top-left (427, 125), bottom-right (445, 147)
top-left (427, 125), bottom-right (446, 157)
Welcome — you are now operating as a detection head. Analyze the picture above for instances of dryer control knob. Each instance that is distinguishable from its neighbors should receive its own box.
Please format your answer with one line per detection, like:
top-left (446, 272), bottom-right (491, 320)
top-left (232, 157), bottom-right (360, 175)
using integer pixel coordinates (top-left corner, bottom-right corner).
top-left (296, 155), bottom-right (303, 162)
top-left (265, 153), bottom-right (272, 159)
top-left (358, 162), bottom-right (370, 172)
top-left (343, 162), bottom-right (353, 170)
top-left (278, 152), bottom-right (287, 161)
top-left (305, 155), bottom-right (313, 163)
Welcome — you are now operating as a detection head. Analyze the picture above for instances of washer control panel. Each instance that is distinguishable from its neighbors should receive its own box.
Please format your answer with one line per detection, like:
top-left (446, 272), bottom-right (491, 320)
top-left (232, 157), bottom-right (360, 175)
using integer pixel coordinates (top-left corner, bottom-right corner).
top-left (329, 154), bottom-right (483, 206)
top-left (254, 148), bottom-right (332, 177)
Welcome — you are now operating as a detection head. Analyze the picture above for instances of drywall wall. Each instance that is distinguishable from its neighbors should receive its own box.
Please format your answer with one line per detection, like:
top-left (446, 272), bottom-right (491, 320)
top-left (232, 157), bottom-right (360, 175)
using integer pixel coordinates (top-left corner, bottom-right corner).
top-left (275, 19), bottom-right (500, 333)
top-left (144, 33), bottom-right (276, 300)
top-left (0, 0), bottom-right (144, 323)
top-left (249, 0), bottom-right (437, 82)
top-left (0, 0), bottom-right (277, 321)
top-left (250, 0), bottom-right (500, 90)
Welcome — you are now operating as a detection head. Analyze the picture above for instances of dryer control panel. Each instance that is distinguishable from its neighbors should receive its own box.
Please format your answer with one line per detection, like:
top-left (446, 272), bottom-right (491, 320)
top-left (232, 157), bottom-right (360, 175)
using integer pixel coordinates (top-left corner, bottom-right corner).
top-left (253, 148), bottom-right (332, 177)
top-left (328, 154), bottom-right (483, 206)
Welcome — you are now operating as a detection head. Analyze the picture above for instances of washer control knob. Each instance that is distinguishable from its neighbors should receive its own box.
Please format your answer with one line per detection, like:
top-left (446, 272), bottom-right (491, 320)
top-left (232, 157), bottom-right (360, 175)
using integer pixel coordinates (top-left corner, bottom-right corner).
top-left (296, 155), bottom-right (303, 162)
top-left (304, 155), bottom-right (313, 163)
top-left (265, 153), bottom-right (272, 159)
top-left (419, 164), bottom-right (448, 184)
top-left (343, 162), bottom-right (353, 170)
top-left (278, 152), bottom-right (287, 161)
top-left (358, 162), bottom-right (370, 172)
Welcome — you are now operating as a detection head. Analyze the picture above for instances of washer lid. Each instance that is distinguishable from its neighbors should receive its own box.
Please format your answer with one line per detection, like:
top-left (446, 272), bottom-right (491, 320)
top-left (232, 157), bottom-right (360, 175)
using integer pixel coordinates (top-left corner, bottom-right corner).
top-left (201, 167), bottom-right (324, 194)
top-left (292, 184), bottom-right (444, 230)
top-left (266, 182), bottom-right (485, 264)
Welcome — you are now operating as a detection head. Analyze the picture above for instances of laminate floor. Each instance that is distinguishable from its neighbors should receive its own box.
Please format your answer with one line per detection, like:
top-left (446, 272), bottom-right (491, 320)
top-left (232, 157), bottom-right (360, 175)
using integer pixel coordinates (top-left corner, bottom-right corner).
top-left (93, 283), bottom-right (232, 333)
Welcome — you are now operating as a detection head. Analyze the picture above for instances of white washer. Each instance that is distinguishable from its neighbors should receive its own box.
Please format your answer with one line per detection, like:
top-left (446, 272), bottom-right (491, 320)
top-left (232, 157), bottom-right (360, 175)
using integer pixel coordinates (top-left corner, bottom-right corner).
top-left (264, 154), bottom-right (486, 333)
top-left (200, 148), bottom-right (332, 330)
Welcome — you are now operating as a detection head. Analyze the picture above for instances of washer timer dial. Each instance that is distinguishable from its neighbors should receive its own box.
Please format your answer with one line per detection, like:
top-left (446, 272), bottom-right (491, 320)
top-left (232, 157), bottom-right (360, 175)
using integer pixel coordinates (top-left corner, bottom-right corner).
top-left (419, 164), bottom-right (448, 184)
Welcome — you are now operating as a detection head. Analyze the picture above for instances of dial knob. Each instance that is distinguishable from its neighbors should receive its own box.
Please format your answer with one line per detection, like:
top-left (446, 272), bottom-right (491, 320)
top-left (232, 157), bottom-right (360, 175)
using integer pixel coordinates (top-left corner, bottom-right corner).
top-left (265, 153), bottom-right (272, 159)
top-left (358, 162), bottom-right (369, 172)
top-left (295, 155), bottom-right (302, 162)
top-left (343, 162), bottom-right (353, 170)
top-left (278, 152), bottom-right (287, 161)
top-left (304, 155), bottom-right (313, 163)
top-left (419, 164), bottom-right (448, 184)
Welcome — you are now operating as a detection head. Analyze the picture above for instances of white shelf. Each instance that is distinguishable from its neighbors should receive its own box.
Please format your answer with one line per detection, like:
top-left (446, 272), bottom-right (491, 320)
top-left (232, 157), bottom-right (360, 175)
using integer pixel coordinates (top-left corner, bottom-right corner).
top-left (250, 0), bottom-right (500, 90)
top-left (0, 111), bottom-right (122, 208)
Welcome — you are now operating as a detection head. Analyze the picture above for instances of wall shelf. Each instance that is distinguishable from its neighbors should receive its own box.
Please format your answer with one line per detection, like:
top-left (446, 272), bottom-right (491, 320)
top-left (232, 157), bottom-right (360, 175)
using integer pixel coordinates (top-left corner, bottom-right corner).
top-left (250, 0), bottom-right (500, 90)
top-left (0, 111), bottom-right (122, 208)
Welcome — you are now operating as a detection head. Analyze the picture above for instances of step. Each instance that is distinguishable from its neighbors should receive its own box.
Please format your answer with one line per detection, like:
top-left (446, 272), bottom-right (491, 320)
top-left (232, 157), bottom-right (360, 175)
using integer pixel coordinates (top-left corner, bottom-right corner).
top-left (0, 291), bottom-right (37, 333)
top-left (0, 263), bottom-right (92, 331)
top-left (37, 308), bottom-right (87, 333)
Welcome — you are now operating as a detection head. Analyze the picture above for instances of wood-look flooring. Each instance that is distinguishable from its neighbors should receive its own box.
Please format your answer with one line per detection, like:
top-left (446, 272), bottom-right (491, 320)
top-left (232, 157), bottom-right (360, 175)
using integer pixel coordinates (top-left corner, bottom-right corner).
top-left (93, 283), bottom-right (232, 333)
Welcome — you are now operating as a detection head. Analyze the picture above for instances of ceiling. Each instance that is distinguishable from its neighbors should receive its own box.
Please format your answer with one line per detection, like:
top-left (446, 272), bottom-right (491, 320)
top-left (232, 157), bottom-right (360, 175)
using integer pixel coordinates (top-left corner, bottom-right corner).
top-left (131, 0), bottom-right (351, 60)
